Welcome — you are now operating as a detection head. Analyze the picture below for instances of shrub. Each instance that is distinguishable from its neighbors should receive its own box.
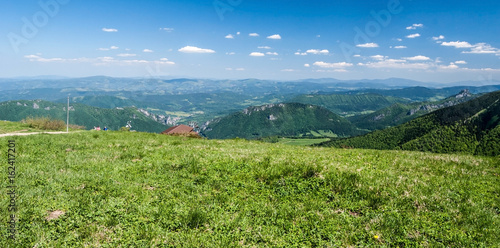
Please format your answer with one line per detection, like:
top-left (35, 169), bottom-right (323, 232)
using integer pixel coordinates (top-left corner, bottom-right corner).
top-left (21, 116), bottom-right (66, 130)
top-left (120, 126), bottom-right (131, 131)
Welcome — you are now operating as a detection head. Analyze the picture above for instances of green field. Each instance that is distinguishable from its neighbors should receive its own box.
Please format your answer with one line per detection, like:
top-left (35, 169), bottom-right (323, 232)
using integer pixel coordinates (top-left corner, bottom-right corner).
top-left (1, 128), bottom-right (499, 247)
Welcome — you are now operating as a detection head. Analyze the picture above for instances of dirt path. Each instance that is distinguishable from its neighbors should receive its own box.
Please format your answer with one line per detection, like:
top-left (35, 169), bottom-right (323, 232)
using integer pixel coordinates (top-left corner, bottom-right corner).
top-left (0, 131), bottom-right (73, 138)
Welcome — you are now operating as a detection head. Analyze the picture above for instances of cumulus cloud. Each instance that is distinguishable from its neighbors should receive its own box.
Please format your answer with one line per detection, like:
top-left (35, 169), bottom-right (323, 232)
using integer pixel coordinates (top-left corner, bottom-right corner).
top-left (294, 51), bottom-right (307, 56)
top-left (160, 28), bottom-right (174, 32)
top-left (226, 52), bottom-right (236, 55)
top-left (249, 52), bottom-right (265, 57)
top-left (441, 41), bottom-right (473, 48)
top-left (117, 53), bottom-right (137, 57)
top-left (266, 52), bottom-right (278, 56)
top-left (178, 46), bottom-right (216, 54)
top-left (356, 43), bottom-right (379, 48)
top-left (258, 46), bottom-right (271, 49)
top-left (394, 46), bottom-right (407, 49)
top-left (249, 33), bottom-right (259, 37)
top-left (404, 55), bottom-right (431, 61)
top-left (462, 43), bottom-right (499, 54)
top-left (281, 69), bottom-right (295, 72)
top-left (225, 34), bottom-right (234, 39)
top-left (313, 61), bottom-right (353, 68)
top-left (406, 24), bottom-right (423, 30)
top-left (432, 35), bottom-right (445, 41)
top-left (143, 49), bottom-right (153, 53)
top-left (102, 28), bottom-right (118, 32)
top-left (306, 49), bottom-right (329, 55)
top-left (267, 34), bottom-right (281, 40)
top-left (440, 63), bottom-right (459, 69)
top-left (304, 64), bottom-right (310, 67)
top-left (406, 33), bottom-right (421, 39)
top-left (371, 55), bottom-right (387, 60)
top-left (455, 60), bottom-right (467, 64)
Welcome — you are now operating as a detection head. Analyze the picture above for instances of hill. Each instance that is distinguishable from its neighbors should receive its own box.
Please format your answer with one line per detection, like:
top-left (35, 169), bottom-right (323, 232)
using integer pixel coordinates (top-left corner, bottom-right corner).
top-left (0, 128), bottom-right (498, 247)
top-left (201, 103), bottom-right (363, 139)
top-left (0, 100), bottom-right (167, 133)
top-left (349, 89), bottom-right (477, 131)
top-left (320, 90), bottom-right (500, 156)
top-left (288, 93), bottom-right (410, 116)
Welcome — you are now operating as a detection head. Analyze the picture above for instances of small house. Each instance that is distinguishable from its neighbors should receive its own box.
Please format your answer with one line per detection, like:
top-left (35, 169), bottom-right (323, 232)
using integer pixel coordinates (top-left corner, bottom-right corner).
top-left (161, 124), bottom-right (200, 137)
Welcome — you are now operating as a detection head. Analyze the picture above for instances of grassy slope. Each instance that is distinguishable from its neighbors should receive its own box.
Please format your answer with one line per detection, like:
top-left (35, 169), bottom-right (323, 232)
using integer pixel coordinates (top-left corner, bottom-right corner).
top-left (1, 131), bottom-right (499, 247)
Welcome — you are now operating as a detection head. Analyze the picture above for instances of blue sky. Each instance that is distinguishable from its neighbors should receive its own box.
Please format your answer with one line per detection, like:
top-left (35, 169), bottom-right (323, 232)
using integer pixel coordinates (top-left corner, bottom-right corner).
top-left (1, 0), bottom-right (499, 83)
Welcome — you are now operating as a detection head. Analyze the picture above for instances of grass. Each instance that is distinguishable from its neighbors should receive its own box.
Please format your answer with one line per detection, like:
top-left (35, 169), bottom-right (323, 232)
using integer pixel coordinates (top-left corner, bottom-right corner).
top-left (278, 138), bottom-right (330, 146)
top-left (1, 129), bottom-right (499, 247)
top-left (0, 121), bottom-right (33, 134)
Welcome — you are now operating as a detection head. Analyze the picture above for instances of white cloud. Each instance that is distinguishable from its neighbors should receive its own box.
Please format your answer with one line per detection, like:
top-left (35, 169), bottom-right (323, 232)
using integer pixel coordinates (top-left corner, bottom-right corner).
top-left (304, 64), bottom-right (310, 67)
top-left (117, 53), bottom-right (137, 57)
top-left (281, 69), bottom-right (294, 72)
top-left (371, 55), bottom-right (387, 61)
top-left (258, 46), bottom-right (271, 49)
top-left (432, 35), bottom-right (445, 41)
top-left (235, 67), bottom-right (244, 71)
top-left (294, 51), bottom-right (307, 56)
top-left (455, 60), bottom-right (467, 64)
top-left (24, 54), bottom-right (176, 66)
top-left (249, 33), bottom-right (260, 37)
top-left (396, 38), bottom-right (403, 42)
top-left (356, 43), bottom-right (379, 48)
top-left (462, 43), bottom-right (499, 54)
top-left (267, 34), bottom-right (281, 40)
top-left (249, 52), bottom-right (265, 57)
top-left (160, 28), bottom-right (174, 32)
top-left (406, 33), bottom-right (421, 39)
top-left (266, 52), bottom-right (278, 56)
top-left (143, 49), bottom-right (153, 53)
top-left (394, 46), bottom-right (407, 49)
top-left (404, 55), bottom-right (431, 61)
top-left (226, 52), bottom-right (236, 55)
top-left (236, 32), bottom-right (241, 35)
top-left (110, 46), bottom-right (119, 50)
top-left (440, 63), bottom-right (459, 69)
top-left (102, 28), bottom-right (118, 32)
top-left (406, 24), bottom-right (423, 30)
top-left (441, 41), bottom-right (473, 48)
top-left (313, 61), bottom-right (353, 68)
top-left (178, 46), bottom-right (216, 54)
top-left (225, 34), bottom-right (234, 39)
top-left (360, 59), bottom-right (431, 70)
top-left (25, 54), bottom-right (64, 62)
top-left (306, 49), bottom-right (329, 55)
top-left (98, 48), bottom-right (110, 51)
top-left (353, 54), bottom-right (361, 57)
top-left (158, 58), bottom-right (175, 65)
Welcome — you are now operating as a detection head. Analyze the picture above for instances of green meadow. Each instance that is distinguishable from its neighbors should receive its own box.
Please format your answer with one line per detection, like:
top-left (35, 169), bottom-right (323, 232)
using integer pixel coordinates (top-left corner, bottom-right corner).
top-left (1, 128), bottom-right (499, 247)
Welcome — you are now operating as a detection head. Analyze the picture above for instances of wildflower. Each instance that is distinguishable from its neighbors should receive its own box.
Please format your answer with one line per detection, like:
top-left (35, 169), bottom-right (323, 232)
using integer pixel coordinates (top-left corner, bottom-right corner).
top-left (374, 235), bottom-right (379, 239)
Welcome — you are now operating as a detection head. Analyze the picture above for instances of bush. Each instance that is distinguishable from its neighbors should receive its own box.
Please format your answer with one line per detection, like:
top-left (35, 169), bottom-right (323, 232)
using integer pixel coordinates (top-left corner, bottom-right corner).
top-left (120, 127), bottom-right (130, 132)
top-left (21, 116), bottom-right (66, 131)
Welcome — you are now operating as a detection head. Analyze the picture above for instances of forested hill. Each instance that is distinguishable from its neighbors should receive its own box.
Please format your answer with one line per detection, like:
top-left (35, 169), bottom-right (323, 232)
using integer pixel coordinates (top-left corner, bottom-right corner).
top-left (319, 90), bottom-right (500, 156)
top-left (348, 89), bottom-right (477, 131)
top-left (201, 103), bottom-right (364, 139)
top-left (289, 93), bottom-right (410, 116)
top-left (0, 100), bottom-right (167, 133)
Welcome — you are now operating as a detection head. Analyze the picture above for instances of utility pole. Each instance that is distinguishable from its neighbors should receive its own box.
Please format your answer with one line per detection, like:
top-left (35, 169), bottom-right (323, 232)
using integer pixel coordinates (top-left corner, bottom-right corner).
top-left (66, 95), bottom-right (69, 133)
